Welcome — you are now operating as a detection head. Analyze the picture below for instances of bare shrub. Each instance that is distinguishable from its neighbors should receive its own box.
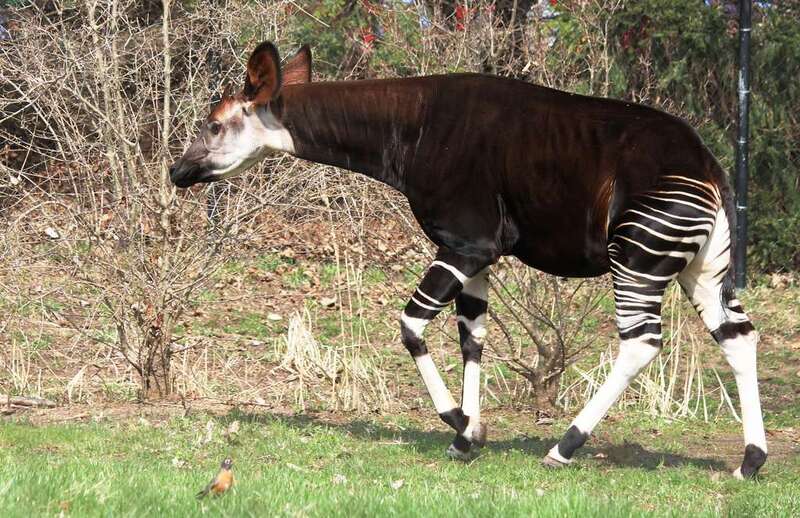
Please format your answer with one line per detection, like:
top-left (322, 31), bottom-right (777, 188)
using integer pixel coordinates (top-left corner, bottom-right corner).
top-left (487, 259), bottom-right (610, 414)
top-left (0, 0), bottom-right (287, 399)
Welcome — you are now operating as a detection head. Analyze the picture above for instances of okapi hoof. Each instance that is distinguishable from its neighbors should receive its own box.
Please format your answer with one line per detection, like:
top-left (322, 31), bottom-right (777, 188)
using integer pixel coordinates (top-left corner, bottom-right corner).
top-left (446, 443), bottom-right (474, 461)
top-left (445, 443), bottom-right (481, 462)
top-left (446, 433), bottom-right (479, 461)
top-left (541, 454), bottom-right (570, 469)
top-left (733, 444), bottom-right (768, 480)
top-left (471, 422), bottom-right (488, 448)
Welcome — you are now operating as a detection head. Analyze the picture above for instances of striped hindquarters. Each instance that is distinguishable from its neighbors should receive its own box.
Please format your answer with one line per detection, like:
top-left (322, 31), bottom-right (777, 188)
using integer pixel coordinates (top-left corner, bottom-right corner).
top-left (608, 175), bottom-right (724, 344)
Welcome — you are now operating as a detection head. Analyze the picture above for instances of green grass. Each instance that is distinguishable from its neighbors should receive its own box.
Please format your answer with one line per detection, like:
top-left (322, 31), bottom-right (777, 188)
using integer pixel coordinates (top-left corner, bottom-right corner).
top-left (1, 413), bottom-right (798, 517)
top-left (223, 312), bottom-right (272, 339)
top-left (11, 331), bottom-right (53, 351)
top-left (256, 253), bottom-right (294, 273)
top-left (284, 268), bottom-right (310, 289)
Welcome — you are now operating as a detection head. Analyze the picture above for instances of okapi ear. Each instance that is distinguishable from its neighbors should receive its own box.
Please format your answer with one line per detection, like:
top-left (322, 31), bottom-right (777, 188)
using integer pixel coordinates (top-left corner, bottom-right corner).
top-left (244, 42), bottom-right (282, 104)
top-left (282, 45), bottom-right (312, 86)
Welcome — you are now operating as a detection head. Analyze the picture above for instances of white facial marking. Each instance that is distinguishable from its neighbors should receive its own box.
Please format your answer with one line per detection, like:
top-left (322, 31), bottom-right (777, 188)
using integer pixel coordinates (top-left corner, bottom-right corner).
top-left (204, 103), bottom-right (295, 181)
top-left (257, 107), bottom-right (295, 154)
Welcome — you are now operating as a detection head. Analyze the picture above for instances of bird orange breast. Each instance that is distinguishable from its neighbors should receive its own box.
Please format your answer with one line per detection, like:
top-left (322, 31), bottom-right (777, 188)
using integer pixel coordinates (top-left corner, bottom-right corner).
top-left (212, 471), bottom-right (234, 494)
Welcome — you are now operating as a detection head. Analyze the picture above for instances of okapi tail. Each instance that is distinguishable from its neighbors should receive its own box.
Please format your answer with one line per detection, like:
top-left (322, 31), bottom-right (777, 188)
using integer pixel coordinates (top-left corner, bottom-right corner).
top-left (712, 161), bottom-right (739, 303)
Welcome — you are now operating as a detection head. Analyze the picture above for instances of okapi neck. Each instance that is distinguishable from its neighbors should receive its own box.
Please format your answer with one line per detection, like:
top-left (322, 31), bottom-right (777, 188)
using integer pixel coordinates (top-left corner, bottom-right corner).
top-left (277, 80), bottom-right (429, 193)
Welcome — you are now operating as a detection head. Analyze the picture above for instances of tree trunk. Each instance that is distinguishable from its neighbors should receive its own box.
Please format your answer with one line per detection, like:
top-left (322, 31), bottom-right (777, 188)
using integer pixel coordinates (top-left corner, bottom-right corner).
top-left (531, 371), bottom-right (561, 415)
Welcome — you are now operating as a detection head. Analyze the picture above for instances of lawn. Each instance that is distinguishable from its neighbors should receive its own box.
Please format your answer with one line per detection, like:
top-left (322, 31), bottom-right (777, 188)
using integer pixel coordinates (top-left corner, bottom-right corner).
top-left (1, 409), bottom-right (798, 517)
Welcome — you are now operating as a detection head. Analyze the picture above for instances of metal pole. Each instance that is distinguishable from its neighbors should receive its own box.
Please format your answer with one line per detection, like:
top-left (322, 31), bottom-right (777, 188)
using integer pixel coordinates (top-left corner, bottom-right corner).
top-left (734, 0), bottom-right (752, 290)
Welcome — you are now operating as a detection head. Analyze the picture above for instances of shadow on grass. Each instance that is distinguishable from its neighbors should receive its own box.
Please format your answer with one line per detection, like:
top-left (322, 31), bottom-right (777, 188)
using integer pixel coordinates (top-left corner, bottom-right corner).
top-left (214, 409), bottom-right (728, 472)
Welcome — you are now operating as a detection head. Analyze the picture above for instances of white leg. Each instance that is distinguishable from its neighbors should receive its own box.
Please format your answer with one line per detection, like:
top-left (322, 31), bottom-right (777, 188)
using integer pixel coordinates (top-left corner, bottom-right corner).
top-left (414, 353), bottom-right (458, 414)
top-left (721, 331), bottom-right (768, 479)
top-left (678, 212), bottom-right (768, 478)
top-left (546, 338), bottom-right (660, 464)
top-left (402, 313), bottom-right (458, 414)
top-left (454, 268), bottom-right (489, 451)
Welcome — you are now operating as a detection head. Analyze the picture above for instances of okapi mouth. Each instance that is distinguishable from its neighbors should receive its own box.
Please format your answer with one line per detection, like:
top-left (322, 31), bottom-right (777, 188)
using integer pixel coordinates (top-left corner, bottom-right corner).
top-left (169, 162), bottom-right (214, 188)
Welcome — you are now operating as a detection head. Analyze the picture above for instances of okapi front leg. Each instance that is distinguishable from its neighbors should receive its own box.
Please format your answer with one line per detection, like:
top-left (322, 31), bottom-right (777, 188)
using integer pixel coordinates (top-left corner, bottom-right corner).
top-left (400, 256), bottom-right (488, 457)
top-left (449, 268), bottom-right (490, 460)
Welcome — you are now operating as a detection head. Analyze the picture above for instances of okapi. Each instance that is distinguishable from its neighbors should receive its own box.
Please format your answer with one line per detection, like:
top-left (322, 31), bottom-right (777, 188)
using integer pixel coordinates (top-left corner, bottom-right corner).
top-left (170, 42), bottom-right (767, 478)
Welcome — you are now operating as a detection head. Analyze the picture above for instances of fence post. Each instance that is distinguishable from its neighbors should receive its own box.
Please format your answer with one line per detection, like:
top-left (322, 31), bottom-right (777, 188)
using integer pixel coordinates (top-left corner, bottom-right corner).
top-left (734, 0), bottom-right (752, 290)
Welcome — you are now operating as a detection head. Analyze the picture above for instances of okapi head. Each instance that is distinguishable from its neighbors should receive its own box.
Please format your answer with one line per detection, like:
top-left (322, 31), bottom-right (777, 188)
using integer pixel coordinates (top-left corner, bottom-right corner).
top-left (169, 42), bottom-right (310, 188)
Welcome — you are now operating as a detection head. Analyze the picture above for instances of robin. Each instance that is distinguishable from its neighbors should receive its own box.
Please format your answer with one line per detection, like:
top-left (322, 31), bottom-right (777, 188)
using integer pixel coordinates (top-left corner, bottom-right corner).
top-left (196, 458), bottom-right (234, 499)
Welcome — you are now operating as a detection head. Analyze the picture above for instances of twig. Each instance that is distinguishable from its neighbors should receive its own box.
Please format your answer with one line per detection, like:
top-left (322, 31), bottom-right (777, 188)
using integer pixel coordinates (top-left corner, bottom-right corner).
top-left (1, 395), bottom-right (57, 408)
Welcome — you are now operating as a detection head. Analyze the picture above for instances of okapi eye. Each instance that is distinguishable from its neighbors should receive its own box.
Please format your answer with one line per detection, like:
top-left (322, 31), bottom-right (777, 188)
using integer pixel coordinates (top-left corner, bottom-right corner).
top-left (208, 121), bottom-right (222, 135)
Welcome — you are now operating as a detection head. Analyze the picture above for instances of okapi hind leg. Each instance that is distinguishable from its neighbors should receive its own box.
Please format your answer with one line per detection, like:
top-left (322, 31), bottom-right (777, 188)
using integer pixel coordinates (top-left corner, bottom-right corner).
top-left (545, 176), bottom-right (717, 468)
top-left (399, 252), bottom-right (493, 458)
top-left (447, 267), bottom-right (490, 460)
top-left (678, 209), bottom-right (767, 479)
top-left (544, 264), bottom-right (670, 467)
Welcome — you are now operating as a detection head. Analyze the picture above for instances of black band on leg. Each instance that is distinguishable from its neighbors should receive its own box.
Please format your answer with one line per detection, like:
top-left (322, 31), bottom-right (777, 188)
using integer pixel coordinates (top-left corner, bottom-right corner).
top-left (456, 293), bottom-right (487, 363)
top-left (711, 321), bottom-right (756, 344)
top-left (557, 425), bottom-right (589, 460)
top-left (455, 293), bottom-right (486, 320)
top-left (400, 322), bottom-right (428, 357)
top-left (740, 444), bottom-right (767, 478)
top-left (439, 407), bottom-right (469, 433)
top-left (457, 327), bottom-right (483, 363)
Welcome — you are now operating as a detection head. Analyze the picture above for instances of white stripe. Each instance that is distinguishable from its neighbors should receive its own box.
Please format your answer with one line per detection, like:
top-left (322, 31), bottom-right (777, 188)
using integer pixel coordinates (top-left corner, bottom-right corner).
top-left (651, 189), bottom-right (718, 209)
top-left (415, 354), bottom-right (457, 414)
top-left (411, 296), bottom-right (444, 312)
top-left (624, 209), bottom-right (714, 232)
top-left (416, 288), bottom-right (449, 307)
top-left (659, 176), bottom-right (720, 198)
top-left (431, 261), bottom-right (469, 284)
top-left (610, 258), bottom-right (677, 282)
top-left (400, 312), bottom-right (429, 337)
top-left (641, 194), bottom-right (718, 215)
top-left (632, 203), bottom-right (717, 224)
top-left (616, 236), bottom-right (697, 259)
top-left (612, 288), bottom-right (664, 302)
top-left (615, 221), bottom-right (708, 244)
top-left (457, 314), bottom-right (487, 339)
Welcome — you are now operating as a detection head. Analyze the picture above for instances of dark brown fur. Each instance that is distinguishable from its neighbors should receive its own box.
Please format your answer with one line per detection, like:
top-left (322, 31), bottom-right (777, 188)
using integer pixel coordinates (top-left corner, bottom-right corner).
top-left (274, 74), bottom-right (727, 277)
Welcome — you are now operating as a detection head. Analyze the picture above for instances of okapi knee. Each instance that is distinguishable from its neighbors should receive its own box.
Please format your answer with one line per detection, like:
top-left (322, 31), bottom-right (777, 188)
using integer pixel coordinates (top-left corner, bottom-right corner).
top-left (400, 314), bottom-right (429, 357)
top-left (456, 292), bottom-right (487, 363)
top-left (459, 334), bottom-right (483, 363)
